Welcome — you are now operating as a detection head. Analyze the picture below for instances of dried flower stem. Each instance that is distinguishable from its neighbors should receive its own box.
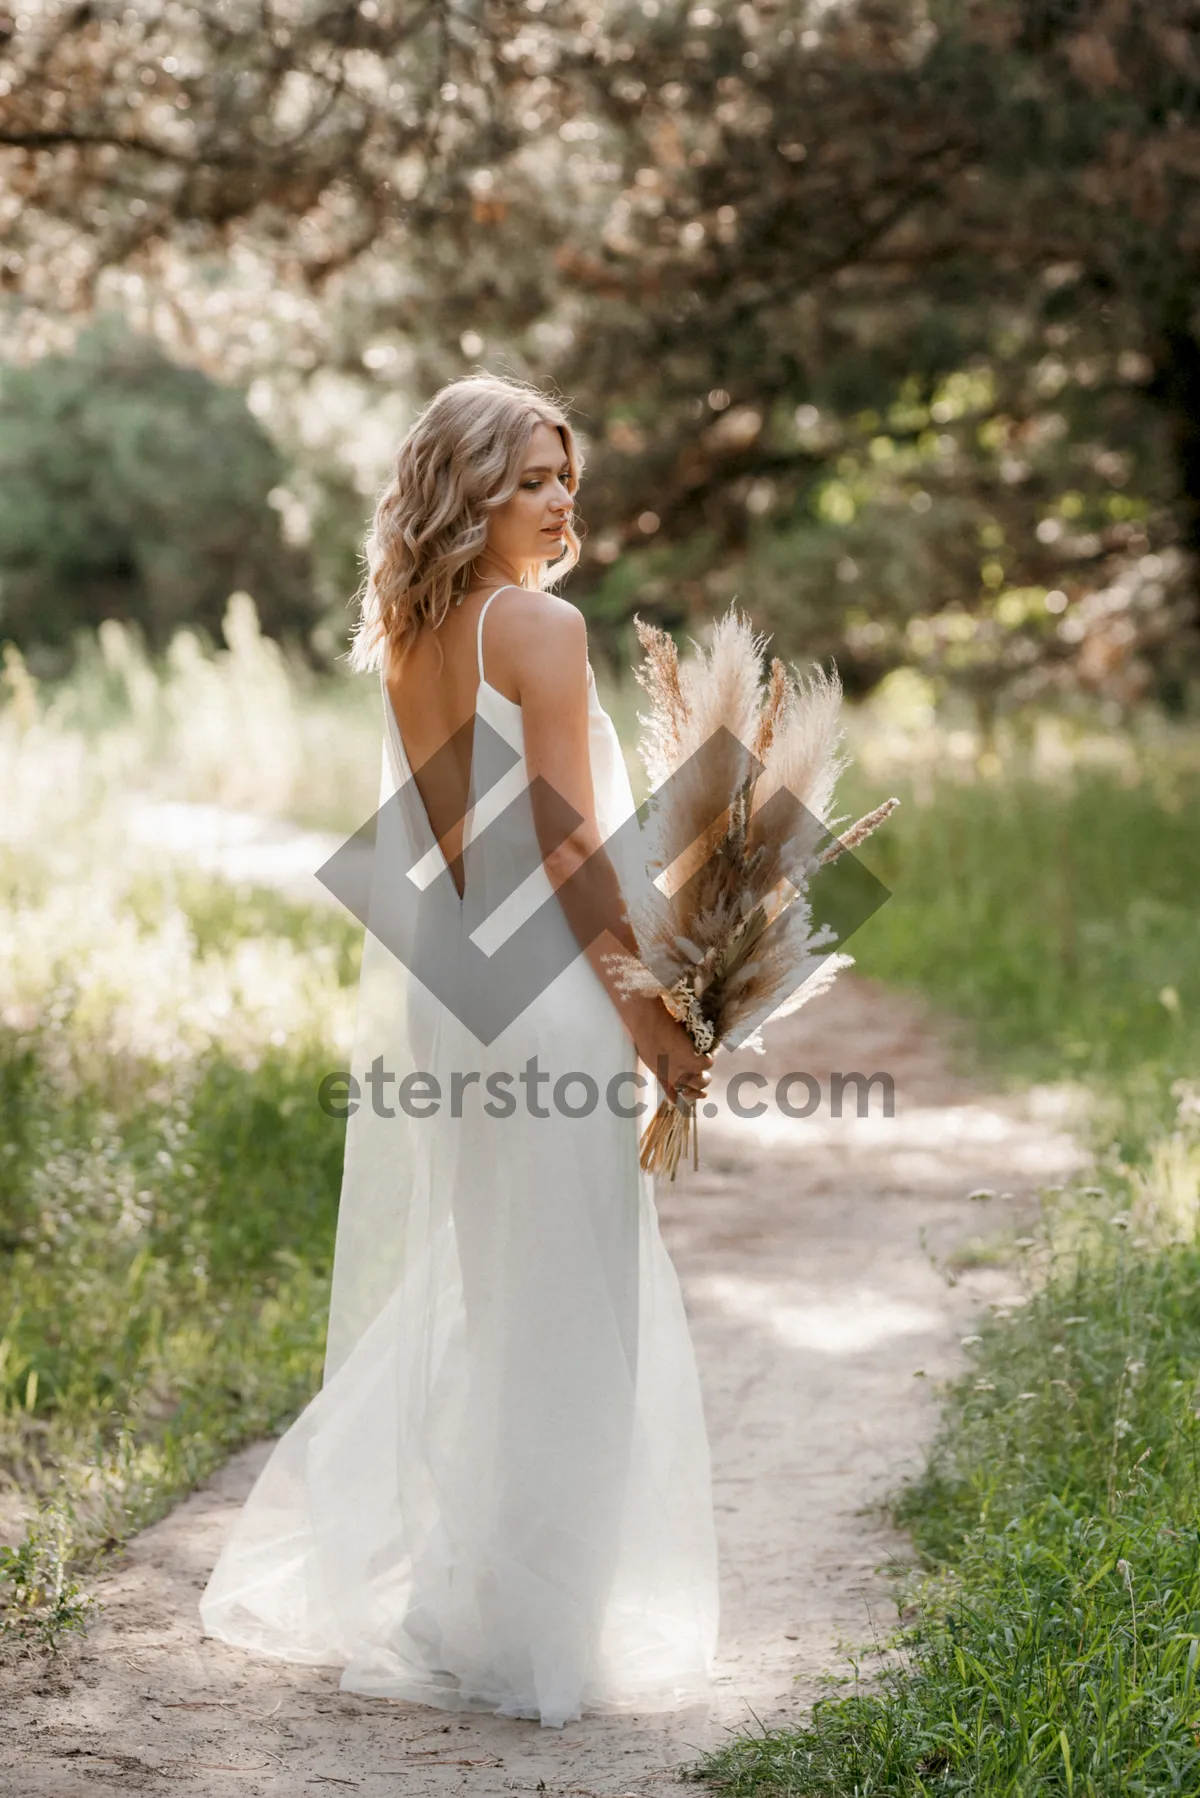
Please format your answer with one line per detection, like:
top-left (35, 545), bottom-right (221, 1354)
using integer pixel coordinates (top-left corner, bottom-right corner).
top-left (818, 797), bottom-right (900, 866)
top-left (639, 1094), bottom-right (698, 1181)
top-left (628, 607), bottom-right (899, 1180)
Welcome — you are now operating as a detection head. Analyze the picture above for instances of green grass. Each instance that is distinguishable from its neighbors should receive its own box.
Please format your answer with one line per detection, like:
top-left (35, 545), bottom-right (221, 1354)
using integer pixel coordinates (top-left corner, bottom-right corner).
top-left (847, 747), bottom-right (1200, 1156)
top-left (0, 617), bottom-right (370, 1647)
top-left (691, 732), bottom-right (1200, 1798)
top-left (696, 1234), bottom-right (1200, 1797)
top-left (0, 859), bottom-right (358, 1648)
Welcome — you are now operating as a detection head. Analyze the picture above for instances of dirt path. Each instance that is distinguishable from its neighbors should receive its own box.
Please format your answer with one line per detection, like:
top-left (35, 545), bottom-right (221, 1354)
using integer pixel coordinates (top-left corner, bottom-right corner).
top-left (1, 950), bottom-right (1085, 1797)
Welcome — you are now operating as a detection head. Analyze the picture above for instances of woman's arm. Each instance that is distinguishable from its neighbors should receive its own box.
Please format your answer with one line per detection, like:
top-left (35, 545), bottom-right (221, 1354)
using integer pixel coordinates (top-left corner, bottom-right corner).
top-left (507, 594), bottom-right (711, 1105)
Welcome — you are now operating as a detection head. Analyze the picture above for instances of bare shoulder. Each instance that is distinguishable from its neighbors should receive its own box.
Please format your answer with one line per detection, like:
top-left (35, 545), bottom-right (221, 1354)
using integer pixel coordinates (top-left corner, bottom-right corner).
top-left (491, 588), bottom-right (587, 691)
top-left (499, 586), bottom-right (585, 642)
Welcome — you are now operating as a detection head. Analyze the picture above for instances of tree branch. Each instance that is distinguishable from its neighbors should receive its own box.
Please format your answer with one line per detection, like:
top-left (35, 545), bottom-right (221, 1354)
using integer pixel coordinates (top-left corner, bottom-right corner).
top-left (0, 129), bottom-right (191, 164)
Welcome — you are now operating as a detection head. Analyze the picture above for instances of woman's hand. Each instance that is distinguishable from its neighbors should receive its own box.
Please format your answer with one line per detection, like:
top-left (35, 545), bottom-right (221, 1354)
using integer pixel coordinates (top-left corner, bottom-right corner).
top-left (628, 1000), bottom-right (715, 1109)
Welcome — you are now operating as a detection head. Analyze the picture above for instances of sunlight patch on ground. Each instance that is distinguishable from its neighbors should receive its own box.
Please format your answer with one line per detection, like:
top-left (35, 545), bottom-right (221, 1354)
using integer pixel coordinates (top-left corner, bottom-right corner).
top-left (705, 1093), bottom-right (1086, 1185)
top-left (125, 798), bottom-right (348, 905)
top-left (694, 1272), bottom-right (942, 1356)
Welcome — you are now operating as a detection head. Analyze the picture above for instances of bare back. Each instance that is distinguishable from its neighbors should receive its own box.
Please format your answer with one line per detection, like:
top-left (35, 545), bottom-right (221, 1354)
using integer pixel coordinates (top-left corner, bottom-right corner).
top-left (384, 586), bottom-right (524, 893)
top-left (385, 580), bottom-right (599, 908)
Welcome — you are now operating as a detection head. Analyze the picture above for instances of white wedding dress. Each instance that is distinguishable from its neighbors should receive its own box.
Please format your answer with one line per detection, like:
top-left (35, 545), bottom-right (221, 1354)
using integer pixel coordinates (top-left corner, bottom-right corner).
top-left (199, 586), bottom-right (719, 1727)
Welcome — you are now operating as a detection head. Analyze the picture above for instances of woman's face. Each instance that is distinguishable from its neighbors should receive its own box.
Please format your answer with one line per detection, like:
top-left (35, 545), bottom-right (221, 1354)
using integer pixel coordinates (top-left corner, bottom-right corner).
top-left (486, 420), bottom-right (575, 574)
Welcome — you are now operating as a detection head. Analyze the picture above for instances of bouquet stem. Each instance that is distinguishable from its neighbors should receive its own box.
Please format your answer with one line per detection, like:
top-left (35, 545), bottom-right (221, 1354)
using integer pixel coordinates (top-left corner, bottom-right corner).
top-left (639, 1095), bottom-right (698, 1180)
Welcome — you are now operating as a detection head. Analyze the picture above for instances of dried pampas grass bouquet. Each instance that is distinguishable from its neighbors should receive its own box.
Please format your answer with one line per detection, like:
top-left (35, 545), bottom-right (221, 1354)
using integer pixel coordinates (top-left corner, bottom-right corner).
top-left (607, 605), bottom-right (898, 1180)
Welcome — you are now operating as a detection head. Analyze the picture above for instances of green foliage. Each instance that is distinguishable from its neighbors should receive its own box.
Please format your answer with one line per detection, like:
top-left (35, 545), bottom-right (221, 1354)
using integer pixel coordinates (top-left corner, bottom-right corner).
top-left (0, 1501), bottom-right (94, 1654)
top-left (847, 737), bottom-right (1200, 1153)
top-left (0, 319), bottom-right (317, 664)
top-left (3, 599), bottom-right (382, 833)
top-left (0, 984), bottom-right (348, 1646)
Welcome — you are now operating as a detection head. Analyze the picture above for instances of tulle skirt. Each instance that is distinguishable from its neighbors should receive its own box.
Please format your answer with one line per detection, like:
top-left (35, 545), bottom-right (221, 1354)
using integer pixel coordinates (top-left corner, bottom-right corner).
top-left (199, 940), bottom-right (720, 1728)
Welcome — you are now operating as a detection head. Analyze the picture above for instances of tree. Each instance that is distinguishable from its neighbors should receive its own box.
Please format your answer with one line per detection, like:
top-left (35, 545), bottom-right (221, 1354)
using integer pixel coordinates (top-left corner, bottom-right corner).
top-left (519, 0), bottom-right (1200, 708)
top-left (0, 317), bottom-right (316, 660)
top-left (0, 0), bottom-right (555, 303)
top-left (3, 0), bottom-right (1198, 710)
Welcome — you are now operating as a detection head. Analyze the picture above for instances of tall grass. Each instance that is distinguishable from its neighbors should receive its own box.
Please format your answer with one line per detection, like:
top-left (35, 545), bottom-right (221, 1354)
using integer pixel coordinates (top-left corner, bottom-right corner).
top-left (845, 708), bottom-right (1200, 1159)
top-left (3, 594), bottom-right (380, 834)
top-left (0, 617), bottom-right (363, 1649)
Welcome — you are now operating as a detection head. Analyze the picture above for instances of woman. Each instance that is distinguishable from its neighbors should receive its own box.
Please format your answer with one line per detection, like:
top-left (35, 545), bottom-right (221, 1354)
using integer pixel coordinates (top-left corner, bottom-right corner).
top-left (200, 373), bottom-right (719, 1728)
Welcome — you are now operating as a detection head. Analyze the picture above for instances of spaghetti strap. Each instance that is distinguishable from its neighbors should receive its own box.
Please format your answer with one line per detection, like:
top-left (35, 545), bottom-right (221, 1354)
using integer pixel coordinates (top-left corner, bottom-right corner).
top-left (477, 583), bottom-right (519, 685)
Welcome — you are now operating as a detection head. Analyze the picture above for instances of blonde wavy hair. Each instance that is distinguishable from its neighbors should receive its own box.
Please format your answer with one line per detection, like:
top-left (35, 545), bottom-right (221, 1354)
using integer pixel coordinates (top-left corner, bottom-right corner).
top-left (347, 373), bottom-right (585, 674)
